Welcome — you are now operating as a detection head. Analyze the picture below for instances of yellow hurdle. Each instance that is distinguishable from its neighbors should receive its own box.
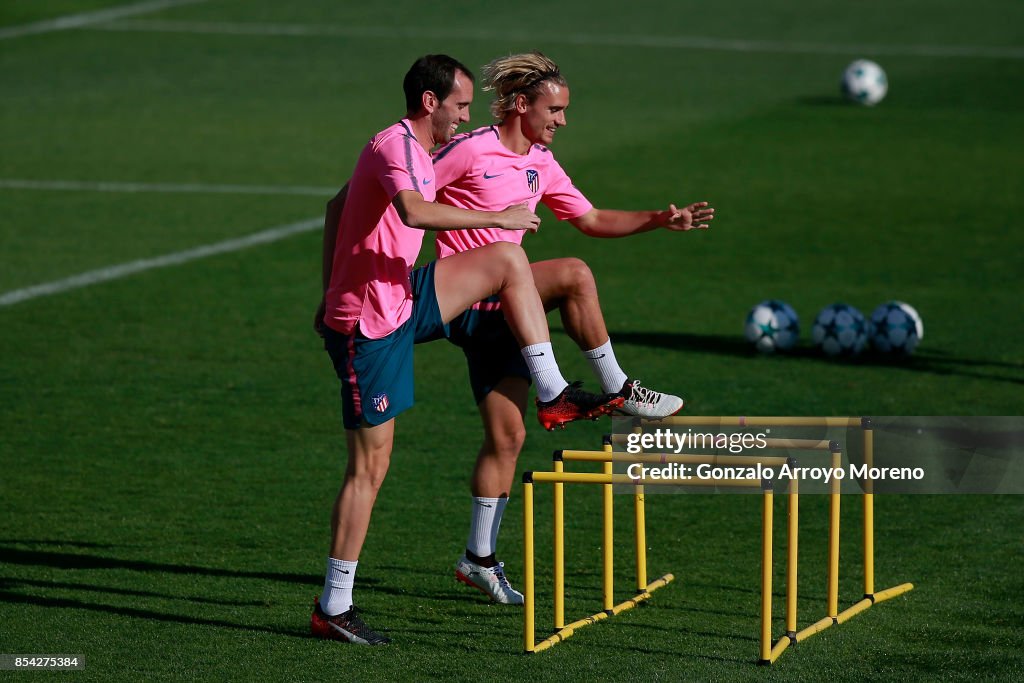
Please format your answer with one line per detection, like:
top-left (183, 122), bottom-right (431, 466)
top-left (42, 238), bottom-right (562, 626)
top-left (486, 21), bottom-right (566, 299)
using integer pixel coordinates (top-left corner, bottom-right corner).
top-left (649, 416), bottom-right (863, 428)
top-left (552, 457), bottom-right (565, 630)
top-left (760, 478), bottom-right (774, 664)
top-left (523, 469), bottom-right (760, 653)
top-left (528, 418), bottom-right (914, 663)
top-left (629, 416), bottom-right (914, 663)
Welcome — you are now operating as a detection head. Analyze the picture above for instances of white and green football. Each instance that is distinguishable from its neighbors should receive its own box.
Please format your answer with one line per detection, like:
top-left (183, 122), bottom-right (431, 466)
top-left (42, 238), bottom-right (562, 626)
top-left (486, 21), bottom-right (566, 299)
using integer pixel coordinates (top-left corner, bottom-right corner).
top-left (744, 300), bottom-right (800, 353)
top-left (841, 59), bottom-right (888, 106)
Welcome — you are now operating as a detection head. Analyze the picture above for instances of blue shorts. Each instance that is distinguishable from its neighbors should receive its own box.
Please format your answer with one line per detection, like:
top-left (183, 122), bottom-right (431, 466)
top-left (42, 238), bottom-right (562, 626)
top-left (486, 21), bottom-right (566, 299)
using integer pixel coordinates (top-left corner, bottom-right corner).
top-left (323, 261), bottom-right (448, 429)
top-left (447, 295), bottom-right (531, 404)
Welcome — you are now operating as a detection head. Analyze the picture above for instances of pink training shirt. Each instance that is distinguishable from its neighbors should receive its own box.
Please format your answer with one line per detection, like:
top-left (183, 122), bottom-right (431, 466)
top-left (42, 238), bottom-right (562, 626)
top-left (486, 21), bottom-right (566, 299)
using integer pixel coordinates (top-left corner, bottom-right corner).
top-left (323, 120), bottom-right (436, 339)
top-left (432, 126), bottom-right (593, 258)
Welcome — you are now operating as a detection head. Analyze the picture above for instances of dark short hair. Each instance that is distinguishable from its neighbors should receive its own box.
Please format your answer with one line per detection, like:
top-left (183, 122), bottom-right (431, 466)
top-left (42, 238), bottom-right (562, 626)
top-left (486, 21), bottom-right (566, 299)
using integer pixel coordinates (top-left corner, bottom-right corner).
top-left (403, 54), bottom-right (474, 114)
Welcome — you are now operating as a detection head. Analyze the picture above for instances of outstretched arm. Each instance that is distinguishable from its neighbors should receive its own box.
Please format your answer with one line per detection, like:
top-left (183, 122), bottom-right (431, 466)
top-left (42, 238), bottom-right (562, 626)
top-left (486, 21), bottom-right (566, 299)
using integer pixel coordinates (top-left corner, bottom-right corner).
top-left (568, 202), bottom-right (715, 238)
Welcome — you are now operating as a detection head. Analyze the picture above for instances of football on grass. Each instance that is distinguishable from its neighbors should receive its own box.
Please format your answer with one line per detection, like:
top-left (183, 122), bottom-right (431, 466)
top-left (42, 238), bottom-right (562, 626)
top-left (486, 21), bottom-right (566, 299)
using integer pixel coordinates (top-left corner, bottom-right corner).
top-left (841, 59), bottom-right (888, 106)
top-left (812, 303), bottom-right (868, 357)
top-left (869, 301), bottom-right (923, 356)
top-left (744, 300), bottom-right (800, 353)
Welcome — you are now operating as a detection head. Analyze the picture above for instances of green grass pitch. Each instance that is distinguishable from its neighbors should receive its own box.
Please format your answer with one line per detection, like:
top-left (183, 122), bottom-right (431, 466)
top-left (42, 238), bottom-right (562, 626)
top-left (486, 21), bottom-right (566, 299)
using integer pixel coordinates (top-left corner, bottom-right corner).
top-left (1, 0), bottom-right (1022, 680)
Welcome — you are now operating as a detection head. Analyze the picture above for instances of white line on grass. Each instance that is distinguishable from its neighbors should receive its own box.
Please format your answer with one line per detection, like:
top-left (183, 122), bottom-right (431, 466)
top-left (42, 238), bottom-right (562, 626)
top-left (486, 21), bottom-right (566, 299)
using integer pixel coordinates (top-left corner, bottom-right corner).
top-left (0, 179), bottom-right (336, 197)
top-left (92, 19), bottom-right (1024, 60)
top-left (0, 0), bottom-right (208, 41)
top-left (0, 217), bottom-right (321, 308)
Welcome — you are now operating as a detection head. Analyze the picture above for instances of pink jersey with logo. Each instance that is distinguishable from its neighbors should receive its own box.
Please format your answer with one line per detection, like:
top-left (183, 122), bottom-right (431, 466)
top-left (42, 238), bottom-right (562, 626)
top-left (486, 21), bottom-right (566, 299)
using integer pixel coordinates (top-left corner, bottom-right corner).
top-left (432, 126), bottom-right (593, 258)
top-left (323, 120), bottom-right (436, 339)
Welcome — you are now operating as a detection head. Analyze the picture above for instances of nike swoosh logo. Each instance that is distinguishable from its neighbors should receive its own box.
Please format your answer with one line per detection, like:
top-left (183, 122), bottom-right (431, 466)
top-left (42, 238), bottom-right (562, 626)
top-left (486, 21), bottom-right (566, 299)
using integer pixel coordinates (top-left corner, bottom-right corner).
top-left (340, 570), bottom-right (350, 574)
top-left (422, 178), bottom-right (432, 185)
top-left (526, 352), bottom-right (545, 357)
top-left (327, 621), bottom-right (369, 645)
top-left (483, 172), bottom-right (503, 179)
top-left (476, 502), bottom-right (494, 508)
top-left (591, 353), bottom-right (607, 359)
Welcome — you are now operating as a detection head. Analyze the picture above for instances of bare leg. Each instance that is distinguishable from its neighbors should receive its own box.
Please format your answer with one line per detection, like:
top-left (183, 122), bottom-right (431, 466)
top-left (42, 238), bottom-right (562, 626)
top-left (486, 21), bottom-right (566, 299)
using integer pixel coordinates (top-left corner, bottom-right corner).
top-left (458, 377), bottom-right (529, 597)
top-left (330, 420), bottom-right (395, 560)
top-left (470, 377), bottom-right (529, 498)
top-left (467, 258), bottom-right (605, 500)
top-left (434, 242), bottom-right (549, 347)
top-left (531, 257), bottom-right (683, 415)
top-left (530, 257), bottom-right (609, 350)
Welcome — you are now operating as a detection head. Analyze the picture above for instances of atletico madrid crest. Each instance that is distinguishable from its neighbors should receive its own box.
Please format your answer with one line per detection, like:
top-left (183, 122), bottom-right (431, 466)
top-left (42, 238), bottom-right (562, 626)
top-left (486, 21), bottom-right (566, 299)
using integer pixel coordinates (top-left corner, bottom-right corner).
top-left (525, 169), bottom-right (539, 193)
top-left (371, 392), bottom-right (389, 413)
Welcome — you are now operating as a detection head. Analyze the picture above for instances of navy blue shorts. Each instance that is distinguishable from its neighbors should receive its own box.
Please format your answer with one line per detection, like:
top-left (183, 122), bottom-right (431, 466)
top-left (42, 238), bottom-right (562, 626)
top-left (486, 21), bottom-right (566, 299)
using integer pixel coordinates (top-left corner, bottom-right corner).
top-left (323, 261), bottom-right (448, 429)
top-left (446, 295), bottom-right (531, 404)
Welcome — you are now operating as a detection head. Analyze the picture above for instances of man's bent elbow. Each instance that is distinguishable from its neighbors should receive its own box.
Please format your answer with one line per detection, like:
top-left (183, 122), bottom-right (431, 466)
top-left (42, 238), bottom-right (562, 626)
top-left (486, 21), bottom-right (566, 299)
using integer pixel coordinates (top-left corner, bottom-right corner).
top-left (570, 210), bottom-right (602, 236)
top-left (392, 193), bottom-right (429, 228)
top-left (396, 205), bottom-right (425, 228)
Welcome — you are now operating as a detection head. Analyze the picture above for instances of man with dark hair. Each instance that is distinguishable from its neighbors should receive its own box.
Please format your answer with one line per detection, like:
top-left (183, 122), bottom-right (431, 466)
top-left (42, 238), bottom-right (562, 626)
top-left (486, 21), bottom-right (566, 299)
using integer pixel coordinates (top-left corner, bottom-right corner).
top-left (309, 54), bottom-right (622, 645)
top-left (402, 54), bottom-right (467, 113)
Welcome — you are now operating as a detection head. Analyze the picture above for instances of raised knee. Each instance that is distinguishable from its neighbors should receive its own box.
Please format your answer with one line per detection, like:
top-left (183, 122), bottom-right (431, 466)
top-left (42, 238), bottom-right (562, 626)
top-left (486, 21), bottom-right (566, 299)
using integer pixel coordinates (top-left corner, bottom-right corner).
top-left (563, 258), bottom-right (596, 295)
top-left (565, 258), bottom-right (594, 285)
top-left (489, 241), bottom-right (530, 274)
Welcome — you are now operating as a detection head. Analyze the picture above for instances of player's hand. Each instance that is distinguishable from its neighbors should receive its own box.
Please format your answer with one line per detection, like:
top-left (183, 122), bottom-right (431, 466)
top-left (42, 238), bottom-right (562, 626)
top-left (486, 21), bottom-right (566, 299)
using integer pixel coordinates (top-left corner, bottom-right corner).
top-left (665, 201), bottom-right (715, 232)
top-left (313, 297), bottom-right (327, 338)
top-left (496, 203), bottom-right (541, 232)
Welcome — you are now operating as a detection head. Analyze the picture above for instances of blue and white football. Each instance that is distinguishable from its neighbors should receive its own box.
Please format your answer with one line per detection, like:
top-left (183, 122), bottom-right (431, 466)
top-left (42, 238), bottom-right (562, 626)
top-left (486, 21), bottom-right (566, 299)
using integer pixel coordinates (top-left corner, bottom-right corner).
top-left (869, 301), bottom-right (923, 355)
top-left (744, 300), bottom-right (800, 353)
top-left (812, 303), bottom-right (868, 357)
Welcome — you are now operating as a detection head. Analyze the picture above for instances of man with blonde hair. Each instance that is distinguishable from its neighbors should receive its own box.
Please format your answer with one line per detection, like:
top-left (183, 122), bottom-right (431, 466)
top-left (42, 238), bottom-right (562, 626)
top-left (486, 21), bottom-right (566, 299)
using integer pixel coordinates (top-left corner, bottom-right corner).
top-left (433, 52), bottom-right (715, 603)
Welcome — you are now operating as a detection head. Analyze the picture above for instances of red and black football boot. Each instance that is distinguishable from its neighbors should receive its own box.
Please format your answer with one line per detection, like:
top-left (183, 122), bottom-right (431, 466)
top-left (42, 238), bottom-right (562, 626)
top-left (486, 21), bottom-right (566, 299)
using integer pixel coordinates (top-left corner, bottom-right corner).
top-left (310, 598), bottom-right (391, 645)
top-left (536, 381), bottom-right (625, 431)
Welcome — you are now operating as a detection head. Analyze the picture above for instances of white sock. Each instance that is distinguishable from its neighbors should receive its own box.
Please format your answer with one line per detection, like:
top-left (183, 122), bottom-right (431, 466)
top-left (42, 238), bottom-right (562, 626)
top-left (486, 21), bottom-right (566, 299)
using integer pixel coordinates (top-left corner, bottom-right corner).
top-left (320, 557), bottom-right (357, 615)
top-left (489, 496), bottom-right (509, 554)
top-left (521, 342), bottom-right (568, 402)
top-left (583, 339), bottom-right (629, 393)
top-left (467, 496), bottom-right (505, 557)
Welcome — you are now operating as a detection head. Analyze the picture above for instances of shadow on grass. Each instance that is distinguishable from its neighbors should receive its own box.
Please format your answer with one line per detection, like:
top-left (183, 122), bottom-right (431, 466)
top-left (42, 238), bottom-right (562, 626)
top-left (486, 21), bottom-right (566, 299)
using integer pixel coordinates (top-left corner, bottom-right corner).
top-left (607, 330), bottom-right (1024, 385)
top-left (395, 625), bottom-right (510, 654)
top-left (684, 579), bottom-right (829, 603)
top-left (659, 602), bottom-right (755, 620)
top-left (679, 580), bottom-right (762, 598)
top-left (622, 619), bottom-right (757, 644)
top-left (797, 95), bottom-right (850, 107)
top-left (367, 584), bottom-right (485, 604)
top-left (618, 642), bottom-right (752, 665)
top-left (0, 591), bottom-right (308, 640)
top-left (0, 577), bottom-right (268, 606)
top-left (0, 544), bottom-right (323, 585)
top-left (0, 539), bottom-right (123, 549)
top-left (0, 541), bottom-right (556, 607)
top-left (0, 542), bottom-right (328, 639)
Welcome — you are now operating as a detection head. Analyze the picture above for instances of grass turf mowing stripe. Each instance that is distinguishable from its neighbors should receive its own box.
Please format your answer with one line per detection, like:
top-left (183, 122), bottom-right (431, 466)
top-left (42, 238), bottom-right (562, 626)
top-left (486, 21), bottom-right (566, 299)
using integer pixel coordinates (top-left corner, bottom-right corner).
top-left (0, 0), bottom-right (209, 41)
top-left (0, 217), bottom-right (320, 307)
top-left (92, 19), bottom-right (1024, 60)
top-left (0, 179), bottom-right (336, 196)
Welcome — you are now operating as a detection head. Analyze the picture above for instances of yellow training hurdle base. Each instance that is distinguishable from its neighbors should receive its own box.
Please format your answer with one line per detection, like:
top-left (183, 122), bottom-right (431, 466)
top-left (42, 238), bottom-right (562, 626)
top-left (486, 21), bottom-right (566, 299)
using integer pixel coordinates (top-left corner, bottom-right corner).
top-left (522, 416), bottom-right (914, 664)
